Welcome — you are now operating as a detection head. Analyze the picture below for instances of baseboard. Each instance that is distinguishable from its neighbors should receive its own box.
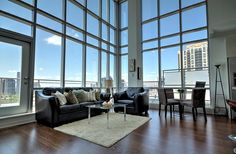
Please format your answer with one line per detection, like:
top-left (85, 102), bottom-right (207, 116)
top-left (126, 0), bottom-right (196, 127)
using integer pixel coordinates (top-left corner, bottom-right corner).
top-left (0, 113), bottom-right (36, 129)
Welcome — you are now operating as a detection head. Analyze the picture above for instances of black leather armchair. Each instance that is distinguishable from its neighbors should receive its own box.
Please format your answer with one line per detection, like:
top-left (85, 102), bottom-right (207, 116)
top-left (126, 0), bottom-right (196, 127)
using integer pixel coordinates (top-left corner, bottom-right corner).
top-left (113, 87), bottom-right (149, 115)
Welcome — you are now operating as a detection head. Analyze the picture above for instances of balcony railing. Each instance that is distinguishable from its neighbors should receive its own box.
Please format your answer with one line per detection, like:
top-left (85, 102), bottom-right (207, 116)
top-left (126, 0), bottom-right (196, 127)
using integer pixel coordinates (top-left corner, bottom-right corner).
top-left (143, 67), bottom-right (211, 107)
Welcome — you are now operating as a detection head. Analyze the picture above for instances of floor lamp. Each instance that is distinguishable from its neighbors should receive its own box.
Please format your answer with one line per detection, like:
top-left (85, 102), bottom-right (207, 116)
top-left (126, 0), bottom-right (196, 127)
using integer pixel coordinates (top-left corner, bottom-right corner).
top-left (105, 79), bottom-right (113, 96)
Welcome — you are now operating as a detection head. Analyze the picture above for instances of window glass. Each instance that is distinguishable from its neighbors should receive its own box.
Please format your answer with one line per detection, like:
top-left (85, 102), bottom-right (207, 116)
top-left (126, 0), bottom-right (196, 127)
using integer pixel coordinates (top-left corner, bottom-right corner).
top-left (143, 40), bottom-right (158, 50)
top-left (182, 29), bottom-right (207, 43)
top-left (102, 23), bottom-right (108, 41)
top-left (101, 51), bottom-right (107, 80)
top-left (66, 26), bottom-right (84, 41)
top-left (110, 54), bottom-right (116, 86)
top-left (37, 13), bottom-right (62, 32)
top-left (161, 46), bottom-right (181, 87)
top-left (87, 14), bottom-right (99, 36)
top-left (181, 41), bottom-right (209, 105)
top-left (120, 1), bottom-right (128, 28)
top-left (110, 0), bottom-right (116, 27)
top-left (0, 15), bottom-right (31, 36)
top-left (110, 46), bottom-right (115, 53)
top-left (143, 51), bottom-right (158, 87)
top-left (102, 0), bottom-right (108, 21)
top-left (160, 14), bottom-right (179, 36)
top-left (38, 0), bottom-right (63, 19)
top-left (21, 0), bottom-right (34, 5)
top-left (121, 47), bottom-right (128, 54)
top-left (142, 21), bottom-right (158, 41)
top-left (160, 0), bottom-right (179, 15)
top-left (120, 30), bottom-right (128, 46)
top-left (182, 5), bottom-right (207, 31)
top-left (161, 35), bottom-right (180, 47)
top-left (121, 55), bottom-right (128, 89)
top-left (86, 46), bottom-right (98, 87)
top-left (142, 0), bottom-right (157, 21)
top-left (102, 42), bottom-right (108, 50)
top-left (110, 28), bottom-right (115, 45)
top-left (35, 29), bottom-right (62, 87)
top-left (0, 1), bottom-right (32, 21)
top-left (67, 1), bottom-right (84, 29)
top-left (76, 0), bottom-right (85, 6)
top-left (87, 36), bottom-right (99, 47)
top-left (87, 0), bottom-right (100, 16)
top-left (65, 39), bottom-right (82, 87)
top-left (182, 0), bottom-right (205, 8)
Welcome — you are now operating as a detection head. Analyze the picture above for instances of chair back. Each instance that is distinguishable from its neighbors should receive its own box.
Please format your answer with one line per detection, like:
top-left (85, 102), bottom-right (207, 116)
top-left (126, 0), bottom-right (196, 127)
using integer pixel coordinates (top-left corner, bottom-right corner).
top-left (158, 88), bottom-right (167, 105)
top-left (195, 81), bottom-right (206, 88)
top-left (191, 88), bottom-right (206, 107)
top-left (165, 88), bottom-right (174, 99)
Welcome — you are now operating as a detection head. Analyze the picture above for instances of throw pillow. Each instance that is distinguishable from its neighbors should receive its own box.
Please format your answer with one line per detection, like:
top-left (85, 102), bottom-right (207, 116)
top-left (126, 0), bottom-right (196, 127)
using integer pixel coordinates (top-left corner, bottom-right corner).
top-left (73, 90), bottom-right (87, 102)
top-left (73, 90), bottom-right (97, 102)
top-left (64, 90), bottom-right (79, 104)
top-left (85, 90), bottom-right (97, 102)
top-left (95, 90), bottom-right (100, 101)
top-left (53, 91), bottom-right (67, 105)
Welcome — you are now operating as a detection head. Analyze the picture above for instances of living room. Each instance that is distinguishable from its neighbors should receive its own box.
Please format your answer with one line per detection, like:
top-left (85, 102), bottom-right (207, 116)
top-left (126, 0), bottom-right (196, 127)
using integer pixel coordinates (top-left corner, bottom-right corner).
top-left (0, 0), bottom-right (236, 153)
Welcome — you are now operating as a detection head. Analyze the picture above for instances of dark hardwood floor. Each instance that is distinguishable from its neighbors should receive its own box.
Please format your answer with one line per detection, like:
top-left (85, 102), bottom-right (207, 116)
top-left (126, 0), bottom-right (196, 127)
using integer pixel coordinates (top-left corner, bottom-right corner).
top-left (0, 110), bottom-right (236, 154)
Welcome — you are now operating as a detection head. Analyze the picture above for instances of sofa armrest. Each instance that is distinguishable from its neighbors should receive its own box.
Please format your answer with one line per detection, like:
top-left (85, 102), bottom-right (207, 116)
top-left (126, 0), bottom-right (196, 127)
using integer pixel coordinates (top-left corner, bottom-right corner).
top-left (133, 91), bottom-right (149, 113)
top-left (35, 90), bottom-right (60, 127)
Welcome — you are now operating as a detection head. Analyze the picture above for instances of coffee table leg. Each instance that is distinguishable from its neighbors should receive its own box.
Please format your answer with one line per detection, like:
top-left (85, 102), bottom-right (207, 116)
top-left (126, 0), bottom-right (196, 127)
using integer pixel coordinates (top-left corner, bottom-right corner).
top-left (107, 110), bottom-right (109, 129)
top-left (124, 105), bottom-right (126, 121)
top-left (88, 107), bottom-right (91, 124)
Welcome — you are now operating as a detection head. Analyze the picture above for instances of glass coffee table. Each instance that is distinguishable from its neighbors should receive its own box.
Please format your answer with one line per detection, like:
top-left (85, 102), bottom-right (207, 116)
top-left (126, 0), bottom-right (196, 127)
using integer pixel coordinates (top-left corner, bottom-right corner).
top-left (86, 103), bottom-right (127, 129)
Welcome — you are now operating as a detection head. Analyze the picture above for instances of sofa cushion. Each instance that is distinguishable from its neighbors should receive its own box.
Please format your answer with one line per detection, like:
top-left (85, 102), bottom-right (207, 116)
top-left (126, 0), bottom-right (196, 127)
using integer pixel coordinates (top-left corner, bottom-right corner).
top-left (52, 91), bottom-right (67, 105)
top-left (126, 87), bottom-right (144, 99)
top-left (117, 100), bottom-right (134, 105)
top-left (64, 90), bottom-right (79, 104)
top-left (59, 104), bottom-right (82, 114)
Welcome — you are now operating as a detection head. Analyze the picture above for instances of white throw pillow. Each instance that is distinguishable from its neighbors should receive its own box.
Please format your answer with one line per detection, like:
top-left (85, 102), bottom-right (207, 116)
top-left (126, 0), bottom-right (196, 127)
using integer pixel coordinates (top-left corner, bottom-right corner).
top-left (54, 91), bottom-right (67, 105)
top-left (86, 90), bottom-right (97, 102)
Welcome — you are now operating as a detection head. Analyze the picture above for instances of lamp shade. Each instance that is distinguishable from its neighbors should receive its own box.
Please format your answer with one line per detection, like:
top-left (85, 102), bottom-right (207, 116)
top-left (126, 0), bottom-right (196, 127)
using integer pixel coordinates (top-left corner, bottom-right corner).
top-left (105, 79), bottom-right (113, 88)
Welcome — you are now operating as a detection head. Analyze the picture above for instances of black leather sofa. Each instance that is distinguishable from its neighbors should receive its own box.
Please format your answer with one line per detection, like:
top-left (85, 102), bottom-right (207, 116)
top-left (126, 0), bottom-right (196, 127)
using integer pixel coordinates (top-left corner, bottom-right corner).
top-left (113, 87), bottom-right (149, 115)
top-left (35, 87), bottom-right (109, 127)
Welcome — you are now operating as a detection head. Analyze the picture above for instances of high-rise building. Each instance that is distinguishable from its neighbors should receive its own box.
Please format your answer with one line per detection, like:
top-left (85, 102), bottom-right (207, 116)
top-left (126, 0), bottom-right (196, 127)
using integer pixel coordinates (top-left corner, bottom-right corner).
top-left (16, 72), bottom-right (20, 94)
top-left (178, 42), bottom-right (208, 71)
top-left (2, 79), bottom-right (16, 95)
top-left (0, 78), bottom-right (4, 95)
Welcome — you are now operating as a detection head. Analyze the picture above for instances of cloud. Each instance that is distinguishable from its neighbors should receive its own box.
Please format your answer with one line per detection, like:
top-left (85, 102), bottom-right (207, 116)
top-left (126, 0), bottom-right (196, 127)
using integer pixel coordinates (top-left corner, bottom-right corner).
top-left (39, 67), bottom-right (44, 71)
top-left (45, 35), bottom-right (61, 46)
top-left (8, 70), bottom-right (17, 73)
top-left (74, 33), bottom-right (80, 38)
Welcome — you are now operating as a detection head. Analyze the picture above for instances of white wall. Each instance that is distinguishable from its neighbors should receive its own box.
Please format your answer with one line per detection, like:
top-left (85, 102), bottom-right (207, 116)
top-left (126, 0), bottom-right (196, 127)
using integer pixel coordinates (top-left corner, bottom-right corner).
top-left (128, 0), bottom-right (142, 87)
top-left (208, 0), bottom-right (236, 108)
top-left (226, 34), bottom-right (236, 58)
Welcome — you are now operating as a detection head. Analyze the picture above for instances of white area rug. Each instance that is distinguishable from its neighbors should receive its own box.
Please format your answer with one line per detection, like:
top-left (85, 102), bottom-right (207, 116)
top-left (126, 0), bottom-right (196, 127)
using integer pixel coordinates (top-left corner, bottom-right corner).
top-left (54, 113), bottom-right (151, 147)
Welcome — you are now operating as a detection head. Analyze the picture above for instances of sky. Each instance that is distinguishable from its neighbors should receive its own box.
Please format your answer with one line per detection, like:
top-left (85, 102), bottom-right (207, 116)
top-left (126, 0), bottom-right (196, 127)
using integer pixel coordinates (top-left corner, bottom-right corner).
top-left (0, 0), bottom-right (208, 87)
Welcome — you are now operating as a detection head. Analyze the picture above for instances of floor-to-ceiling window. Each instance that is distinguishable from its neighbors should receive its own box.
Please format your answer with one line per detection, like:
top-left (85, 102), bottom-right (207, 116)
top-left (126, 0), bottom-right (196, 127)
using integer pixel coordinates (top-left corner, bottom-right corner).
top-left (119, 0), bottom-right (128, 90)
top-left (0, 0), bottom-right (118, 109)
top-left (142, 0), bottom-right (210, 105)
top-left (0, 0), bottom-right (118, 88)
